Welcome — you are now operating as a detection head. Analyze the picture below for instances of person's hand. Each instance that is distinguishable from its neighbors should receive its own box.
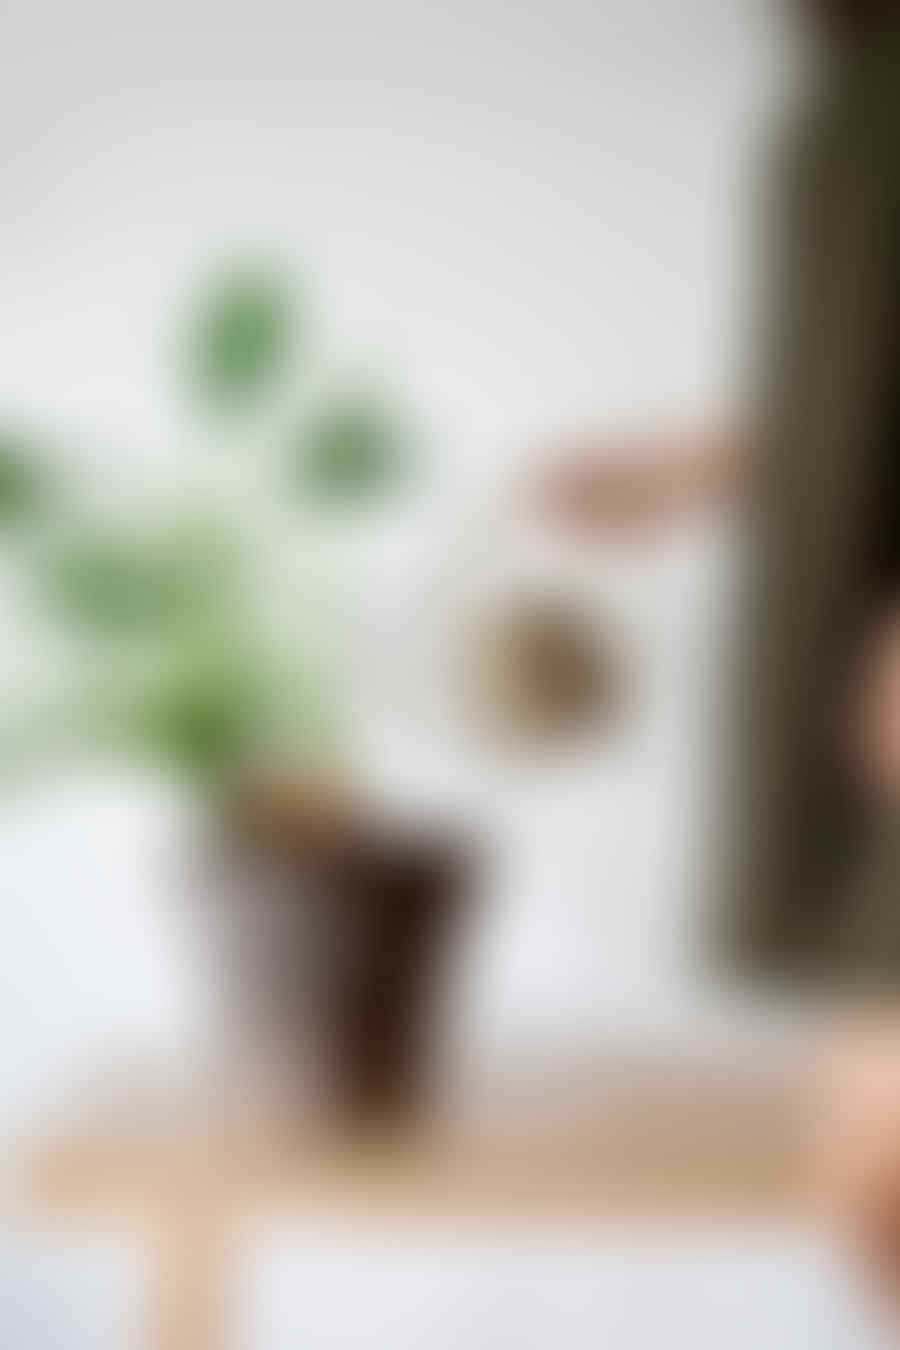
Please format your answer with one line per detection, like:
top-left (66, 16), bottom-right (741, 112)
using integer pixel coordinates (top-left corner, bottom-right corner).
top-left (536, 448), bottom-right (678, 536)
top-left (532, 428), bottom-right (740, 538)
top-left (848, 612), bottom-right (900, 803)
top-left (819, 622), bottom-right (900, 1304)
top-left (819, 1012), bottom-right (900, 1307)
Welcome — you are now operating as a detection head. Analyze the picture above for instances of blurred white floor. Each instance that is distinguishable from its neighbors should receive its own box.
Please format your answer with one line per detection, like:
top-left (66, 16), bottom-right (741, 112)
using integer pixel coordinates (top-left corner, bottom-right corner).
top-left (236, 1219), bottom-right (891, 1350)
top-left (0, 1227), bottom-right (145, 1350)
top-left (2, 1218), bottom-right (896, 1350)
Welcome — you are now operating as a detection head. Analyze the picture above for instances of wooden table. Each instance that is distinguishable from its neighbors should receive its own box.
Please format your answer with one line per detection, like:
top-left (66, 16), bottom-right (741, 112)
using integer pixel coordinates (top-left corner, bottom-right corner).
top-left (17, 1084), bottom-right (811, 1350)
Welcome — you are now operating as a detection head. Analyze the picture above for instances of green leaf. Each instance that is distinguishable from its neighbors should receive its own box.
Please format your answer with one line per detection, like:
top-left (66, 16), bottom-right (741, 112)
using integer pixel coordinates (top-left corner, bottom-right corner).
top-left (135, 648), bottom-right (268, 777)
top-left (41, 523), bottom-right (235, 636)
top-left (294, 393), bottom-right (412, 506)
top-left (185, 266), bottom-right (296, 413)
top-left (45, 539), bottom-right (164, 631)
top-left (0, 431), bottom-right (51, 526)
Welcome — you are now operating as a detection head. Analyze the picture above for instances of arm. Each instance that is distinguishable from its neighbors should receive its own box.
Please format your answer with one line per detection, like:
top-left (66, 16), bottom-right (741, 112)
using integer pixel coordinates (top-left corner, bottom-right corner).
top-left (535, 423), bottom-right (747, 536)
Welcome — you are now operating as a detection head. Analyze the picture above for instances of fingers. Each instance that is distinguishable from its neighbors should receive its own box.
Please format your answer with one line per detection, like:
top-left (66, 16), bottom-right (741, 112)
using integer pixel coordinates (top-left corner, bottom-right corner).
top-left (846, 614), bottom-right (900, 803)
top-left (818, 1011), bottom-right (900, 1308)
top-left (533, 452), bottom-right (673, 535)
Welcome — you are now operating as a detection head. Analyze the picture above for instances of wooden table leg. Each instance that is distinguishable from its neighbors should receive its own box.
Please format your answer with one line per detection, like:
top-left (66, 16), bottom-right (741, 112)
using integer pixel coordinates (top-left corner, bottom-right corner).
top-left (147, 1210), bottom-right (232, 1350)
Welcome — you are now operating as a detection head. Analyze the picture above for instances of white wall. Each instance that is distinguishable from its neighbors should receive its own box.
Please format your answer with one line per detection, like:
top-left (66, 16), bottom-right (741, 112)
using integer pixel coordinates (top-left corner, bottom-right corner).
top-left (1, 0), bottom-right (777, 462)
